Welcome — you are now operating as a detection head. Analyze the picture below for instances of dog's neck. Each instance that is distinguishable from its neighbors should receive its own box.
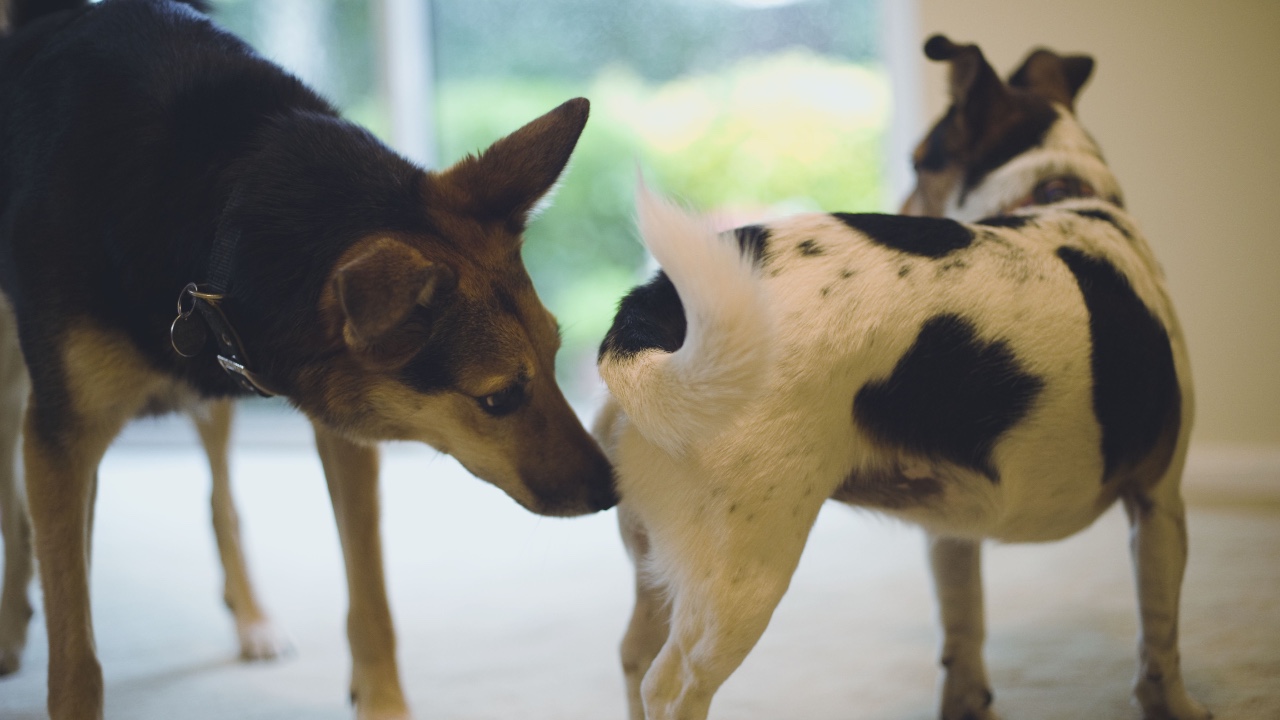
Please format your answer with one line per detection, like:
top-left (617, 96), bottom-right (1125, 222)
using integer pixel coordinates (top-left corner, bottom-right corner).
top-left (169, 185), bottom-right (284, 398)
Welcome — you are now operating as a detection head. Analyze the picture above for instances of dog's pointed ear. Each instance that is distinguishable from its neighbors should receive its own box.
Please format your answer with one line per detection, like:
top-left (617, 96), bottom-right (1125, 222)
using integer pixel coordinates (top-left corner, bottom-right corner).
top-left (924, 35), bottom-right (1013, 146)
top-left (438, 97), bottom-right (589, 229)
top-left (1008, 48), bottom-right (1095, 110)
top-left (333, 238), bottom-right (453, 361)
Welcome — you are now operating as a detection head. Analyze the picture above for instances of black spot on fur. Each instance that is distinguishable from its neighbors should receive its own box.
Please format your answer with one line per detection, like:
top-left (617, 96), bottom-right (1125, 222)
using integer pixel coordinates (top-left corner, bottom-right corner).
top-left (1072, 208), bottom-right (1133, 241)
top-left (797, 239), bottom-right (824, 256)
top-left (898, 265), bottom-right (911, 278)
top-left (854, 314), bottom-right (1045, 481)
top-left (833, 213), bottom-right (974, 258)
top-left (733, 225), bottom-right (770, 265)
top-left (975, 214), bottom-right (1034, 229)
top-left (599, 271), bottom-right (685, 361)
top-left (840, 268), bottom-right (855, 279)
top-left (1056, 247), bottom-right (1180, 480)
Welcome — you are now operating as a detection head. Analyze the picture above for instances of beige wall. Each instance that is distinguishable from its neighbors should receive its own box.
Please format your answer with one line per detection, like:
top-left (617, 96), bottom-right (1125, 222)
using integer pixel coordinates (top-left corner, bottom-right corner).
top-left (905, 0), bottom-right (1280, 445)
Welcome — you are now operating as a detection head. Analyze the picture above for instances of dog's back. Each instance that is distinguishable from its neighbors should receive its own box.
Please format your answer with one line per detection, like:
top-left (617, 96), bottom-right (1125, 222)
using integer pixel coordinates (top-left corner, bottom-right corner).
top-left (599, 119), bottom-right (1188, 543)
top-left (0, 0), bottom-right (414, 399)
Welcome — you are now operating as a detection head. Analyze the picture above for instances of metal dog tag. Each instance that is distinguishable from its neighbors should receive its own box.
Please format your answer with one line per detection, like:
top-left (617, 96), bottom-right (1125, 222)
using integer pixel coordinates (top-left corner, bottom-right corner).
top-left (170, 311), bottom-right (208, 357)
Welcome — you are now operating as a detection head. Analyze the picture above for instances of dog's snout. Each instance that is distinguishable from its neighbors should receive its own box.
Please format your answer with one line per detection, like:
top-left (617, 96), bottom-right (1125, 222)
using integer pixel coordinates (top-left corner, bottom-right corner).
top-left (524, 440), bottom-right (617, 517)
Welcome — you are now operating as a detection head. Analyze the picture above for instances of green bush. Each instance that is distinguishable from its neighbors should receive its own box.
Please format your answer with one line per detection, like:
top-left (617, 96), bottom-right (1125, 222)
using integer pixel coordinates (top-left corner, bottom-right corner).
top-left (437, 50), bottom-right (889, 400)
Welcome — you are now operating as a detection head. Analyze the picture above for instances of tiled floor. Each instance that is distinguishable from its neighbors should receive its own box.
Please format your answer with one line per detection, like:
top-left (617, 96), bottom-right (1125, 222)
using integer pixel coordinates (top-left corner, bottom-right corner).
top-left (0, 410), bottom-right (1277, 719)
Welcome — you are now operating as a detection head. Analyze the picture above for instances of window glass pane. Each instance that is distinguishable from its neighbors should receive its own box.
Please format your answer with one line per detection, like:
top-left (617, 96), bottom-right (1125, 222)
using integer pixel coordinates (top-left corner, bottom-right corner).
top-left (434, 0), bottom-right (889, 401)
top-left (211, 0), bottom-right (390, 138)
top-left (209, 0), bottom-right (888, 404)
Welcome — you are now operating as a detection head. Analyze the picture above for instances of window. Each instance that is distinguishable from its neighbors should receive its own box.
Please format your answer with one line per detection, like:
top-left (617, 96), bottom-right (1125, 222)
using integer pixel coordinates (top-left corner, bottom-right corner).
top-left (211, 0), bottom-right (890, 402)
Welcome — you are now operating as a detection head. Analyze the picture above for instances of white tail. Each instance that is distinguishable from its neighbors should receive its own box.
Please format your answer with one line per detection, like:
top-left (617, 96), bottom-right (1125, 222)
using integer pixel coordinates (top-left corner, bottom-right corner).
top-left (599, 183), bottom-right (773, 457)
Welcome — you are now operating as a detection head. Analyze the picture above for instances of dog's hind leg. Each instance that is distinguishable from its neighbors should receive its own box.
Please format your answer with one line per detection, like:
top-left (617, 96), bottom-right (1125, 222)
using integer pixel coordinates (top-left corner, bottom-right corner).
top-left (26, 324), bottom-right (171, 719)
top-left (192, 399), bottom-right (291, 661)
top-left (639, 496), bottom-right (823, 720)
top-left (313, 421), bottom-right (410, 720)
top-left (619, 505), bottom-right (671, 720)
top-left (928, 535), bottom-right (998, 720)
top-left (1122, 450), bottom-right (1210, 720)
top-left (0, 299), bottom-right (32, 677)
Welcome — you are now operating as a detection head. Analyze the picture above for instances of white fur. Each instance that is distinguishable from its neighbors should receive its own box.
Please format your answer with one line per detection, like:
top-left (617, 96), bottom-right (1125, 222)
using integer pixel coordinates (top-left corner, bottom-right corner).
top-left (598, 184), bottom-right (773, 457)
top-left (596, 107), bottom-right (1205, 720)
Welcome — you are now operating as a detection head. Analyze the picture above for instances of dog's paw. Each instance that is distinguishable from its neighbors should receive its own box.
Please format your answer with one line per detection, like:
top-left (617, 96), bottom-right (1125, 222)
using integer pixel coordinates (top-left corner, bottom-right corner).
top-left (940, 687), bottom-right (999, 720)
top-left (1135, 674), bottom-right (1212, 720)
top-left (236, 618), bottom-right (293, 661)
top-left (0, 645), bottom-right (21, 676)
top-left (1137, 697), bottom-right (1212, 720)
top-left (0, 602), bottom-right (32, 676)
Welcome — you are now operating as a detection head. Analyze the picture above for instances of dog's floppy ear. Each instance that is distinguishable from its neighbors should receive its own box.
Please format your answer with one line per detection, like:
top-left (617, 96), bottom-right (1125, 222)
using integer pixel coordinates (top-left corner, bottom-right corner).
top-left (924, 35), bottom-right (1013, 147)
top-left (1008, 48), bottom-right (1094, 111)
top-left (438, 97), bottom-right (589, 229)
top-left (333, 237), bottom-right (453, 365)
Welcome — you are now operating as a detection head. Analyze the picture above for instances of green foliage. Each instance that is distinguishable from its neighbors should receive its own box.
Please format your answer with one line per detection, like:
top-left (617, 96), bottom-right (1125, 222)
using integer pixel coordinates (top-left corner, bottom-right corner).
top-left (437, 51), bottom-right (890, 399)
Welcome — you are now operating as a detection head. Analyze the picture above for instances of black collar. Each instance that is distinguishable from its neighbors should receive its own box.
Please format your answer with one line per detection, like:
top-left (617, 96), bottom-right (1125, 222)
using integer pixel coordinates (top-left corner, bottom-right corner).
top-left (169, 190), bottom-right (282, 397)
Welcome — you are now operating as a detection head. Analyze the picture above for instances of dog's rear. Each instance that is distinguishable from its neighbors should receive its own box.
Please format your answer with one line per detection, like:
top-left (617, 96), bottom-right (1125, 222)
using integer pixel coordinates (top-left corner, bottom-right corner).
top-left (600, 36), bottom-right (1205, 720)
top-left (597, 186), bottom-right (772, 457)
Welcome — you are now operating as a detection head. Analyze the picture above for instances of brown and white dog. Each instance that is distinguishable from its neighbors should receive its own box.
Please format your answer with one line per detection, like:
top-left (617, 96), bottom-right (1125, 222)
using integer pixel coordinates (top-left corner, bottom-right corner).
top-left (594, 36), bottom-right (1207, 720)
top-left (0, 1), bottom-right (614, 719)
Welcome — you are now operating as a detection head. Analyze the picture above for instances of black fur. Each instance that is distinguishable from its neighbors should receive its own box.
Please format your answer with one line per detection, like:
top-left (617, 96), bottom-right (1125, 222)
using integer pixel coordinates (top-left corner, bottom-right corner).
top-left (975, 214), bottom-right (1034, 229)
top-left (853, 314), bottom-right (1045, 481)
top-left (1056, 247), bottom-right (1180, 479)
top-left (0, 0), bottom-right (429, 438)
top-left (733, 224), bottom-right (771, 265)
top-left (599, 271), bottom-right (685, 361)
top-left (1071, 208), bottom-right (1133, 241)
top-left (8, 0), bottom-right (210, 28)
top-left (833, 213), bottom-right (974, 259)
top-left (796, 239), bottom-right (824, 256)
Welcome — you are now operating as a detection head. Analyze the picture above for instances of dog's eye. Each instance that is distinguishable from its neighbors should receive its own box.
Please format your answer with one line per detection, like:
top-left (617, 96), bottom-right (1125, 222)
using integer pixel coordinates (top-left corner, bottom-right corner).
top-left (1034, 177), bottom-right (1076, 205)
top-left (478, 384), bottom-right (525, 416)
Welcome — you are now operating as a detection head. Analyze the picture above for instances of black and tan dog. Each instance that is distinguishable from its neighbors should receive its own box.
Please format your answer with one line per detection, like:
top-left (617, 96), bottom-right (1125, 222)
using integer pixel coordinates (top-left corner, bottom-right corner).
top-left (596, 37), bottom-right (1206, 720)
top-left (0, 1), bottom-right (615, 718)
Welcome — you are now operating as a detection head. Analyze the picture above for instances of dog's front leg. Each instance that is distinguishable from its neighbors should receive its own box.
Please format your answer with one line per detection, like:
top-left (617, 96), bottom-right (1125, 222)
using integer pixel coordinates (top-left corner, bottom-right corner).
top-left (618, 506), bottom-right (671, 720)
top-left (1123, 476), bottom-right (1210, 720)
top-left (928, 535), bottom-right (997, 720)
top-left (313, 422), bottom-right (410, 720)
top-left (0, 300), bottom-right (32, 676)
top-left (192, 400), bottom-right (290, 661)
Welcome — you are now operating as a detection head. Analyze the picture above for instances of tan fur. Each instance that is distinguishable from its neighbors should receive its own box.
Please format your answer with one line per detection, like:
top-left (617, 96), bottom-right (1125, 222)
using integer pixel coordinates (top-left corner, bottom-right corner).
top-left (313, 422), bottom-right (408, 718)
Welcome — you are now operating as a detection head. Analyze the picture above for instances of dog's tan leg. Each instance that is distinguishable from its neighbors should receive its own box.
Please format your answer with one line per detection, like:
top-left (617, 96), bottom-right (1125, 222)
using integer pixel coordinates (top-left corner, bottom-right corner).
top-left (25, 402), bottom-right (124, 720)
top-left (313, 421), bottom-right (410, 720)
top-left (1123, 451), bottom-right (1210, 720)
top-left (618, 505), bottom-right (671, 720)
top-left (0, 301), bottom-right (32, 676)
top-left (191, 399), bottom-right (290, 661)
top-left (639, 498), bottom-right (822, 720)
top-left (928, 535), bottom-right (998, 720)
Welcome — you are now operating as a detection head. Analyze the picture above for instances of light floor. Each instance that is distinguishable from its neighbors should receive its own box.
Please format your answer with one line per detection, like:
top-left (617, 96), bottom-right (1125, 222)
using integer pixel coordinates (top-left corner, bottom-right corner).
top-left (0, 410), bottom-right (1277, 719)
